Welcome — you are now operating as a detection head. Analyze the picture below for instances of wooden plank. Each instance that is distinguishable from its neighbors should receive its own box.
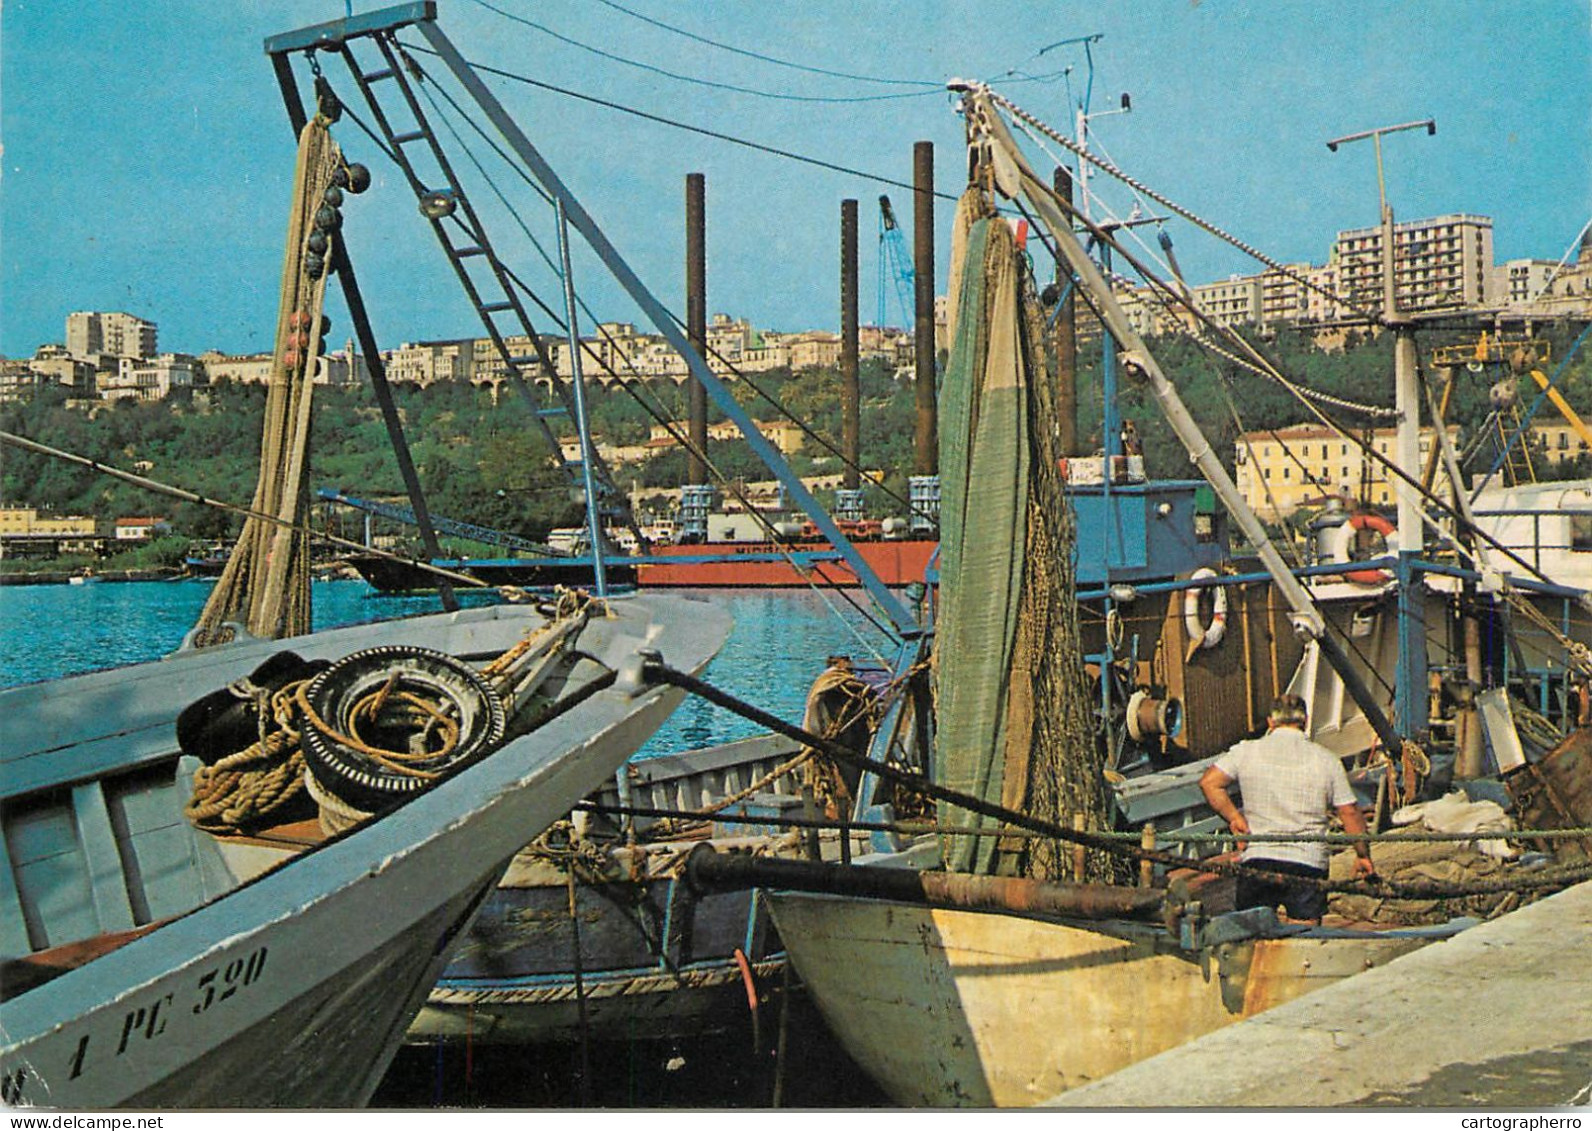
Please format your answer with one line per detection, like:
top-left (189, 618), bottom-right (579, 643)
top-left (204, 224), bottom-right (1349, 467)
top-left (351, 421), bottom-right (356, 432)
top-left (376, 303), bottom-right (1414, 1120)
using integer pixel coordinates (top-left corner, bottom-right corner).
top-left (0, 822), bottom-right (35, 957)
top-left (71, 782), bottom-right (137, 934)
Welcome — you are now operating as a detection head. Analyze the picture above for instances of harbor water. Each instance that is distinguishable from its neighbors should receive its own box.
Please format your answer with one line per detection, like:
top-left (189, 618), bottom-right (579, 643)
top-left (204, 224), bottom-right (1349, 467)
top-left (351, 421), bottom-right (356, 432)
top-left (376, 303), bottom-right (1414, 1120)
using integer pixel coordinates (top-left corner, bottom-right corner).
top-left (0, 579), bottom-right (896, 758)
top-left (0, 577), bottom-right (898, 1107)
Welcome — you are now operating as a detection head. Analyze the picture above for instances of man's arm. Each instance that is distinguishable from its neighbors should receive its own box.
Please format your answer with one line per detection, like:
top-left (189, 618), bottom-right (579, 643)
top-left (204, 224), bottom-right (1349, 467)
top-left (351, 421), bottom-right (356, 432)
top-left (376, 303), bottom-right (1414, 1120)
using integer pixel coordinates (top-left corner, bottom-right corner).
top-left (1199, 765), bottom-right (1250, 837)
top-left (1336, 802), bottom-right (1376, 878)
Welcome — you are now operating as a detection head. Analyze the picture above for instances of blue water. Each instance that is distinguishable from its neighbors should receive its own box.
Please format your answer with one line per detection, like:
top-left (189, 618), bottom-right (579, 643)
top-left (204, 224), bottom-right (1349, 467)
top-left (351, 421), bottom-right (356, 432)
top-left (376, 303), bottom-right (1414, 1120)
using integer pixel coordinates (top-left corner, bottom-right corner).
top-left (0, 580), bottom-right (893, 757)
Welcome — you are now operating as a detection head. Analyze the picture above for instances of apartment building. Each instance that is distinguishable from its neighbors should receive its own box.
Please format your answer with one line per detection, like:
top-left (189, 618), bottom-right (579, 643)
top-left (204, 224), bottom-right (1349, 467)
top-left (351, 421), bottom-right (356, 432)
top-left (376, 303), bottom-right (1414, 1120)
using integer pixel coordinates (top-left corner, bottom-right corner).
top-left (1332, 213), bottom-right (1493, 313)
top-left (1192, 275), bottom-right (1263, 328)
top-left (101, 354), bottom-right (199, 402)
top-left (1260, 264), bottom-right (1312, 326)
top-left (66, 311), bottom-right (157, 361)
top-left (385, 340), bottom-right (471, 385)
top-left (1235, 422), bottom-right (1460, 517)
top-left (1494, 259), bottom-right (1560, 307)
top-left (786, 332), bottom-right (842, 372)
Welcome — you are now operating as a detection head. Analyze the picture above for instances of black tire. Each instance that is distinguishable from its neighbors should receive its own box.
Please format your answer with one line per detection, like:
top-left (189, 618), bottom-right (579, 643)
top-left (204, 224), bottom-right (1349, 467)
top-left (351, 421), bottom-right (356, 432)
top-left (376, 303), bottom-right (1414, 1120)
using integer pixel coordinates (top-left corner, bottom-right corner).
top-left (300, 645), bottom-right (506, 814)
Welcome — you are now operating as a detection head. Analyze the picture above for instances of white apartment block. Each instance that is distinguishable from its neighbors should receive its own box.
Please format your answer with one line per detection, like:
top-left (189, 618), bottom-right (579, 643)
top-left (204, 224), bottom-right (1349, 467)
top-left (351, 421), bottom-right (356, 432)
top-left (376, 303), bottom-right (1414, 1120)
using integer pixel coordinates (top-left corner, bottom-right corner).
top-left (66, 311), bottom-right (157, 360)
top-left (1260, 264), bottom-right (1311, 326)
top-left (1493, 259), bottom-right (1559, 307)
top-left (1332, 213), bottom-right (1493, 314)
top-left (102, 354), bottom-right (198, 402)
top-left (385, 340), bottom-right (471, 386)
top-left (1192, 275), bottom-right (1263, 328)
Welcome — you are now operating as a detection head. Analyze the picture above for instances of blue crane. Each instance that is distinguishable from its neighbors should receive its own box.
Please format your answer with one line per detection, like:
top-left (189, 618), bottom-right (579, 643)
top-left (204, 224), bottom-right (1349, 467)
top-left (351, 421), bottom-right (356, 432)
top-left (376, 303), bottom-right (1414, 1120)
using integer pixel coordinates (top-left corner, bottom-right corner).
top-left (877, 195), bottom-right (915, 329)
top-left (317, 487), bottom-right (561, 556)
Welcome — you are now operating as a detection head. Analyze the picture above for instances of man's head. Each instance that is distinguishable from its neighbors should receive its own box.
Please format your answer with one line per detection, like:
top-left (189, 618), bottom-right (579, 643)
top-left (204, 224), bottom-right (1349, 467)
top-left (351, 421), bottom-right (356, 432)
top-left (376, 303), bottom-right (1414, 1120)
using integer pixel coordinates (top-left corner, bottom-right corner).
top-left (1267, 694), bottom-right (1309, 731)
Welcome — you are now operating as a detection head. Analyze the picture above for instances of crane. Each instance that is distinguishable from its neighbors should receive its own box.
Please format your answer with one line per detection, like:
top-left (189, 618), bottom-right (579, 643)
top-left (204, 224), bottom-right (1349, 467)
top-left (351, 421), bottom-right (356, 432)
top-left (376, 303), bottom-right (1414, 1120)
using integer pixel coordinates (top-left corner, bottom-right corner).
top-left (877, 195), bottom-right (915, 329)
top-left (316, 487), bottom-right (561, 556)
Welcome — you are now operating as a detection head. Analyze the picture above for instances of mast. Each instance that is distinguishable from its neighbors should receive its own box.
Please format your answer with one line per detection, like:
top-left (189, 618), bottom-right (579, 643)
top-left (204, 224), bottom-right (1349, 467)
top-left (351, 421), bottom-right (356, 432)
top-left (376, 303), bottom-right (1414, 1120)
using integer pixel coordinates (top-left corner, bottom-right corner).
top-left (963, 85), bottom-right (1407, 762)
top-left (417, 18), bottom-right (918, 634)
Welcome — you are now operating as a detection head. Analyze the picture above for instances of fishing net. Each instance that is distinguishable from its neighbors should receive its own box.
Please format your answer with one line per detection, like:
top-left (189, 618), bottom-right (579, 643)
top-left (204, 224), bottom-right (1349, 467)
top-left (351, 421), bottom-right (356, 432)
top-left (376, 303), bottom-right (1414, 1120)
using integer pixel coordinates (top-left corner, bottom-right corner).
top-left (933, 188), bottom-right (1121, 882)
top-left (191, 116), bottom-right (344, 645)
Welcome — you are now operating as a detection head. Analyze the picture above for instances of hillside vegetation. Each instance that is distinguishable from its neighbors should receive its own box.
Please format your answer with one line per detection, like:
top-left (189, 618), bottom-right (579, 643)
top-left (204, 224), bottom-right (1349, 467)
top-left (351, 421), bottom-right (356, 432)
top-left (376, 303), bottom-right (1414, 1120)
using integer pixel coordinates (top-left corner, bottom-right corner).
top-left (2, 322), bottom-right (1586, 551)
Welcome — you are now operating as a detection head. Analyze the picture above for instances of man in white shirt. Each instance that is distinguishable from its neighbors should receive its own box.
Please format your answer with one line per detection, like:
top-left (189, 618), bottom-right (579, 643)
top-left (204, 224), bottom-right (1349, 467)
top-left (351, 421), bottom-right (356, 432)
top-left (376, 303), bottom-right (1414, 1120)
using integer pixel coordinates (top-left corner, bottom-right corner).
top-left (1199, 694), bottom-right (1376, 923)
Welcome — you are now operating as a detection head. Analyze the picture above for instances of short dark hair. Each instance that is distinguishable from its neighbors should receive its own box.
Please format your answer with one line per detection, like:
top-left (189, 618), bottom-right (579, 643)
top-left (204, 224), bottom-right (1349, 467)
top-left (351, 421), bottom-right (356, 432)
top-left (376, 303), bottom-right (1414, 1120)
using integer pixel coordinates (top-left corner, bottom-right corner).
top-left (1268, 694), bottom-right (1309, 727)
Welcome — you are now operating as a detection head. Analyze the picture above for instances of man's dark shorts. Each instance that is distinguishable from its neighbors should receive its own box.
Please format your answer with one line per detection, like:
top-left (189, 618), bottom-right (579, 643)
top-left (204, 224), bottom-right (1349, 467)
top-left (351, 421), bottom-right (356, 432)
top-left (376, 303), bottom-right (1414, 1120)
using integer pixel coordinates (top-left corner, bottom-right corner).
top-left (1235, 858), bottom-right (1327, 921)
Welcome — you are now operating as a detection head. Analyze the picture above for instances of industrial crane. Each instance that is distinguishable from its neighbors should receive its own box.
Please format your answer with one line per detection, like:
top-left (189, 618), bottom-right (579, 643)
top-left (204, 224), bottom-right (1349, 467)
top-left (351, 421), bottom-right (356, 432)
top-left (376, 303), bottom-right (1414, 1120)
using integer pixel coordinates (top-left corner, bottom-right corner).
top-left (877, 195), bottom-right (915, 329)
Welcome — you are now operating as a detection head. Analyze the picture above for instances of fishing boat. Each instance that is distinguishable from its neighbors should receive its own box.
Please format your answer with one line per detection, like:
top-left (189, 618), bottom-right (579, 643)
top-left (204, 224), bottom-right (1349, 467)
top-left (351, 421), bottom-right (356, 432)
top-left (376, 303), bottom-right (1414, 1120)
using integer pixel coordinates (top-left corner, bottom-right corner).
top-left (215, 2), bottom-right (943, 1065)
top-left (0, 594), bottom-right (729, 1108)
top-left (0, 7), bottom-right (740, 1105)
top-left (690, 84), bottom-right (1592, 1107)
top-left (409, 732), bottom-right (863, 1046)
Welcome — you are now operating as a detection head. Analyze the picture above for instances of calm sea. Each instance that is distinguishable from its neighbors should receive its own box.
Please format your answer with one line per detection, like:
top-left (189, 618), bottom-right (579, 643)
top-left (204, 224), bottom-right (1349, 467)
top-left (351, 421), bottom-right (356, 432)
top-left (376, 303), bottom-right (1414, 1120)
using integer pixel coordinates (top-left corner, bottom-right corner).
top-left (0, 578), bottom-right (894, 760)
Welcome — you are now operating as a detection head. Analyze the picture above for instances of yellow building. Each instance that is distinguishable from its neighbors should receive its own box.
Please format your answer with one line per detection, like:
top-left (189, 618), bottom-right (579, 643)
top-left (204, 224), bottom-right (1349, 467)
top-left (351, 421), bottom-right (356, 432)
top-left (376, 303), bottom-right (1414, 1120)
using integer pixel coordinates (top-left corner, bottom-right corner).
top-left (1530, 415), bottom-right (1591, 470)
top-left (1235, 423), bottom-right (1459, 517)
top-left (0, 507), bottom-right (97, 536)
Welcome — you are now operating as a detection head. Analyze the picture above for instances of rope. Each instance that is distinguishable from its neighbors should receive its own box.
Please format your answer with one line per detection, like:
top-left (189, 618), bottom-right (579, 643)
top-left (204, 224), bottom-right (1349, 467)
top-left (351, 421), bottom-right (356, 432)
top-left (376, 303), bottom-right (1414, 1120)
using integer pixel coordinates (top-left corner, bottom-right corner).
top-left (987, 86), bottom-right (1379, 323)
top-left (184, 683), bottom-right (313, 834)
top-left (640, 661), bottom-right (1592, 900)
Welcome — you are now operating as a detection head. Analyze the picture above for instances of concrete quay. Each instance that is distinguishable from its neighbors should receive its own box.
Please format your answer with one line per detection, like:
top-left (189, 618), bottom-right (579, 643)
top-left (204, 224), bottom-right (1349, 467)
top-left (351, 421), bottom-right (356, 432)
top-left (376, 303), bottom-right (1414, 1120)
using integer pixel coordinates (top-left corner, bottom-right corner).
top-left (1047, 879), bottom-right (1592, 1108)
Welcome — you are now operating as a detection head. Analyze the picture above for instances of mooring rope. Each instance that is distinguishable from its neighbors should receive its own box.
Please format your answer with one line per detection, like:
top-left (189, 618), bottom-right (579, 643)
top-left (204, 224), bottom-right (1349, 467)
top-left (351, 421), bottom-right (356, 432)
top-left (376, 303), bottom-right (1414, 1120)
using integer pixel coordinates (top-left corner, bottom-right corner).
top-left (639, 661), bottom-right (1592, 900)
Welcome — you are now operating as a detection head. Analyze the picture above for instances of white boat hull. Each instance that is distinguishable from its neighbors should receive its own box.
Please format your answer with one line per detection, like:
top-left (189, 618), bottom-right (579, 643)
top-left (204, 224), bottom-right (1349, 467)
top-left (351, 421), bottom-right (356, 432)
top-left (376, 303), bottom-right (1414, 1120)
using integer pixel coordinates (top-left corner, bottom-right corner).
top-left (0, 596), bottom-right (730, 1108)
top-left (768, 892), bottom-right (1437, 1107)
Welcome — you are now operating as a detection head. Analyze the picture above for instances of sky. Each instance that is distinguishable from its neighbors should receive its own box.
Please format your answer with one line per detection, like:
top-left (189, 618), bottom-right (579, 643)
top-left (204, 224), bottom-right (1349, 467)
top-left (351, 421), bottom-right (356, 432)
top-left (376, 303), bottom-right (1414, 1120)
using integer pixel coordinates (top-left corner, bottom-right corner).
top-left (2, 0), bottom-right (1588, 361)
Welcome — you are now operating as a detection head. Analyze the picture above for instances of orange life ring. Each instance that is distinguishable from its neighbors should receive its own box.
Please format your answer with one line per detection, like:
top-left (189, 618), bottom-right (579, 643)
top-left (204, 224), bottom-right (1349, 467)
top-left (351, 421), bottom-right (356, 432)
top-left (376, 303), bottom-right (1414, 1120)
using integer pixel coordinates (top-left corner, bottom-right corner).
top-left (1344, 512), bottom-right (1396, 585)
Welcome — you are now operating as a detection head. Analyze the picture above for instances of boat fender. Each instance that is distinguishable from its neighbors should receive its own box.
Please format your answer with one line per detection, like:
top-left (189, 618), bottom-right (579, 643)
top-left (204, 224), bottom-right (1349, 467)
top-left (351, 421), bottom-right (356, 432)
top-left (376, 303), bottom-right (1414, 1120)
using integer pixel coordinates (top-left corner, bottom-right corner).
top-left (299, 645), bottom-right (506, 814)
top-left (1344, 512), bottom-right (1397, 585)
top-left (177, 651), bottom-right (330, 765)
top-left (1183, 568), bottom-right (1227, 651)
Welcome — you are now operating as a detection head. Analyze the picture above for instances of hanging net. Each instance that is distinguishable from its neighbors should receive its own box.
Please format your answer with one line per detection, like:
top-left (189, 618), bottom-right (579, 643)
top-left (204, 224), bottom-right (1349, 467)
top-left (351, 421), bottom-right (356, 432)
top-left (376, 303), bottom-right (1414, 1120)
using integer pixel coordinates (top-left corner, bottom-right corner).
top-left (191, 117), bottom-right (344, 646)
top-left (933, 188), bottom-right (1121, 882)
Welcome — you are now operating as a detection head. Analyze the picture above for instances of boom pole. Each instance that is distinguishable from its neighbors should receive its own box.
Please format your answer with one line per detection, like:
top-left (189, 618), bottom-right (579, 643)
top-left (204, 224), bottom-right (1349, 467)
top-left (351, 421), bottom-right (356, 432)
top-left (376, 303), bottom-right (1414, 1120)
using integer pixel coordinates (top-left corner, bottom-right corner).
top-left (961, 86), bottom-right (1407, 761)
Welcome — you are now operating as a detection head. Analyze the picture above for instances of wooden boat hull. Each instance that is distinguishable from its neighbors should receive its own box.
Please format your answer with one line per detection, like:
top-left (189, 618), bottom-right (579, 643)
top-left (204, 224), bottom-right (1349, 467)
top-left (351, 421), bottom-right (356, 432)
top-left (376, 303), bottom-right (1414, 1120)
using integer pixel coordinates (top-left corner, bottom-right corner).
top-left (635, 539), bottom-right (936, 588)
top-left (767, 892), bottom-right (1439, 1107)
top-left (0, 595), bottom-right (730, 1108)
top-left (413, 877), bottom-right (781, 1044)
top-left (409, 735), bottom-right (814, 1045)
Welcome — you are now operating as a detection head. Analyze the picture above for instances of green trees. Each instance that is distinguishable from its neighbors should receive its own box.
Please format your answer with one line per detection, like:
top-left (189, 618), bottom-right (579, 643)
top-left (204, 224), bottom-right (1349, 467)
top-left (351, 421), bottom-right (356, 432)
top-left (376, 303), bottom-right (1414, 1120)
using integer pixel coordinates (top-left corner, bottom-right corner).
top-left (1, 321), bottom-right (1584, 558)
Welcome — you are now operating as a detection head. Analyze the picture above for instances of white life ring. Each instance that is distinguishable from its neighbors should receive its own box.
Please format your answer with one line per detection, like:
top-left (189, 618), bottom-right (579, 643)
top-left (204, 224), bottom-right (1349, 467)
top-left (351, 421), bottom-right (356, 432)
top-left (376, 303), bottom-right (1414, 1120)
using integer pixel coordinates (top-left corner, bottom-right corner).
top-left (1183, 568), bottom-right (1227, 650)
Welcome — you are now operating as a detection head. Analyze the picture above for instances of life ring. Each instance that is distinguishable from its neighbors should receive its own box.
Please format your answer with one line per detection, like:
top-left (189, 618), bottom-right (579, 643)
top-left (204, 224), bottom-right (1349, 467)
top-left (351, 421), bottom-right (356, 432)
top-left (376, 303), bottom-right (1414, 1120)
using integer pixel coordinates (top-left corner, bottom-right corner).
top-left (1344, 512), bottom-right (1397, 585)
top-left (1183, 568), bottom-right (1227, 651)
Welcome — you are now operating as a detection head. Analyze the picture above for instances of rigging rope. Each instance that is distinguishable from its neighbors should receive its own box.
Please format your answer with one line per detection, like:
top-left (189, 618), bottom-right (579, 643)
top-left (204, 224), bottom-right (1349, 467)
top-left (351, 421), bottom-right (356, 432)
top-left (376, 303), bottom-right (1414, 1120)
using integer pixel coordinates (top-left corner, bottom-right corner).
top-left (986, 86), bottom-right (1379, 323)
top-left (466, 0), bottom-right (939, 105)
top-left (639, 661), bottom-right (1592, 901)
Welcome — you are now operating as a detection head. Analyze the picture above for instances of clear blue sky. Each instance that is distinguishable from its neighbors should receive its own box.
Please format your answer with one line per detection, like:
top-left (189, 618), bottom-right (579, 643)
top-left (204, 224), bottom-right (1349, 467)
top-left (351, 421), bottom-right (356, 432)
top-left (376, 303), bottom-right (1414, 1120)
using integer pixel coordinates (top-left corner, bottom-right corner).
top-left (3, 0), bottom-right (1588, 360)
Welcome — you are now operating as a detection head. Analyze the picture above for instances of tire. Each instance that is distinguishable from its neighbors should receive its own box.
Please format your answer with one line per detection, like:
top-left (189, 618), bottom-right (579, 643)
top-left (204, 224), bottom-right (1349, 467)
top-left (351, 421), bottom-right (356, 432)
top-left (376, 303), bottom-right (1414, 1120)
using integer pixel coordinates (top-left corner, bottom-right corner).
top-left (300, 645), bottom-right (506, 814)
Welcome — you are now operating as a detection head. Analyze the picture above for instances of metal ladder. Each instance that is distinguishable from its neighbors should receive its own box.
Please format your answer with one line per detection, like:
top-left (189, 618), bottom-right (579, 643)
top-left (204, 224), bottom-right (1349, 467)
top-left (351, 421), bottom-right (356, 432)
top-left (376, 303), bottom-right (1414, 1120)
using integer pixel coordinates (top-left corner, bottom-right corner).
top-left (1489, 404), bottom-right (1537, 487)
top-left (327, 32), bottom-right (639, 541)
